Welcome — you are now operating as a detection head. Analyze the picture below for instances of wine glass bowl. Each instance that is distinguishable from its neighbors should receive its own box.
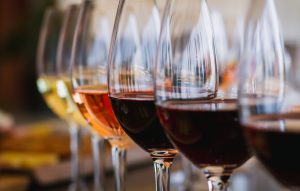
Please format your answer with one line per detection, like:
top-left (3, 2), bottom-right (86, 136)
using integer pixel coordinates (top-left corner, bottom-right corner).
top-left (108, 0), bottom-right (176, 156)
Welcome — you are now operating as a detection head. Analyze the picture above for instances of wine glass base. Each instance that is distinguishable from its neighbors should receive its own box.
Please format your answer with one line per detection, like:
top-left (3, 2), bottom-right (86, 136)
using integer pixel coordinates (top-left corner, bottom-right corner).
top-left (150, 149), bottom-right (178, 162)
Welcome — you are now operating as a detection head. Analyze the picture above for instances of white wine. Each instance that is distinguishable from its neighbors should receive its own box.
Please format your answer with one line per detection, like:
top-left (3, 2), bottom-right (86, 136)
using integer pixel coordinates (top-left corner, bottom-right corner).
top-left (37, 75), bottom-right (86, 126)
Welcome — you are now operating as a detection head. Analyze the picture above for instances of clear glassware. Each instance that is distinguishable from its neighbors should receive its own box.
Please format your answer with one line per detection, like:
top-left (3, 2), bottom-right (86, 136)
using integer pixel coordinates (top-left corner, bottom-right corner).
top-left (208, 1), bottom-right (248, 96)
top-left (57, 4), bottom-right (106, 191)
top-left (108, 0), bottom-right (178, 191)
top-left (171, 155), bottom-right (203, 191)
top-left (239, 0), bottom-right (300, 190)
top-left (155, 0), bottom-right (251, 191)
top-left (71, 1), bottom-right (130, 191)
top-left (36, 6), bottom-right (88, 191)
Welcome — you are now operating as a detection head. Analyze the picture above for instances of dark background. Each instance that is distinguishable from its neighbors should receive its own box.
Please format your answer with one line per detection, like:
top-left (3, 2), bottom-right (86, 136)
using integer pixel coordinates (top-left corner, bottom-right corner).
top-left (0, 0), bottom-right (55, 119)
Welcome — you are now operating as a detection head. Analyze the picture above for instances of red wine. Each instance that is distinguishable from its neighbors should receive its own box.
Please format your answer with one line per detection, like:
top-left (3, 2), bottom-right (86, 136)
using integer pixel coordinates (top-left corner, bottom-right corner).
top-left (110, 92), bottom-right (176, 155)
top-left (157, 99), bottom-right (250, 168)
top-left (245, 113), bottom-right (300, 187)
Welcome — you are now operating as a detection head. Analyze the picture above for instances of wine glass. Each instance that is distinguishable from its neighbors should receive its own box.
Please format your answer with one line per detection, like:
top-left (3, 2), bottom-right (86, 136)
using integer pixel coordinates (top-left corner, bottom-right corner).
top-left (36, 6), bottom-right (88, 191)
top-left (70, 1), bottom-right (131, 191)
top-left (108, 1), bottom-right (178, 191)
top-left (238, 0), bottom-right (300, 190)
top-left (155, 0), bottom-right (251, 191)
top-left (57, 4), bottom-right (106, 191)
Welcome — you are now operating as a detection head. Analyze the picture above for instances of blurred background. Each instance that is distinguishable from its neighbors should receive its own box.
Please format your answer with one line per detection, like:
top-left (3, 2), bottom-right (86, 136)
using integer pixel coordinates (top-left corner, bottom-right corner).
top-left (1, 0), bottom-right (299, 121)
top-left (0, 0), bottom-right (52, 118)
top-left (0, 0), bottom-right (81, 121)
top-left (0, 0), bottom-right (299, 190)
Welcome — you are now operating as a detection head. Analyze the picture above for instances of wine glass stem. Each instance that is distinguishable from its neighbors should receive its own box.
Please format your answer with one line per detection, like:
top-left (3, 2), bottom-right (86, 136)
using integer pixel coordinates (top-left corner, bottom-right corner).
top-left (69, 122), bottom-right (81, 188)
top-left (207, 176), bottom-right (229, 191)
top-left (91, 134), bottom-right (106, 191)
top-left (111, 146), bottom-right (127, 191)
top-left (182, 157), bottom-right (194, 189)
top-left (153, 159), bottom-right (173, 191)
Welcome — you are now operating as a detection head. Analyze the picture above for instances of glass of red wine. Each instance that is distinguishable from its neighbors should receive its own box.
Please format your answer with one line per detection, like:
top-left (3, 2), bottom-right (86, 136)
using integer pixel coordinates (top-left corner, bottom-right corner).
top-left (239, 0), bottom-right (300, 190)
top-left (155, 0), bottom-right (250, 190)
top-left (108, 0), bottom-right (178, 191)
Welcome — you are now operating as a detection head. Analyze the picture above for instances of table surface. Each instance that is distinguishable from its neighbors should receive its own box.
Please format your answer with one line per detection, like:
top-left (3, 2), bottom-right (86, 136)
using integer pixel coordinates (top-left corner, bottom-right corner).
top-left (0, 119), bottom-right (288, 191)
top-left (45, 158), bottom-right (286, 191)
top-left (0, 157), bottom-right (287, 191)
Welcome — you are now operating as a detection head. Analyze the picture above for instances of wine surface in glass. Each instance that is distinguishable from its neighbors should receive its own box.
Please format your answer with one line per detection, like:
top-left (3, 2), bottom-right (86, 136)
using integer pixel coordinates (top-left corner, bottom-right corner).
top-left (110, 92), bottom-right (176, 155)
top-left (37, 75), bottom-right (86, 126)
top-left (157, 99), bottom-right (250, 168)
top-left (245, 113), bottom-right (300, 187)
top-left (74, 86), bottom-right (128, 141)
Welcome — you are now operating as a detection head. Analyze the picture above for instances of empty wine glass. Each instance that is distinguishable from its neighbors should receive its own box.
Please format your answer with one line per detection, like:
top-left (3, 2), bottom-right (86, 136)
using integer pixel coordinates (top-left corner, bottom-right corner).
top-left (57, 4), bottom-right (106, 191)
top-left (155, 0), bottom-right (250, 191)
top-left (238, 0), bottom-right (300, 190)
top-left (36, 6), bottom-right (88, 191)
top-left (71, 1), bottom-right (131, 191)
top-left (108, 0), bottom-right (178, 191)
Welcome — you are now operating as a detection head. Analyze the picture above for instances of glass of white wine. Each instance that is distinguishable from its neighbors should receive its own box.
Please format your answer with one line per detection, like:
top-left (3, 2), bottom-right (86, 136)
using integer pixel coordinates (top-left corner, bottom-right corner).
top-left (36, 6), bottom-right (88, 191)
